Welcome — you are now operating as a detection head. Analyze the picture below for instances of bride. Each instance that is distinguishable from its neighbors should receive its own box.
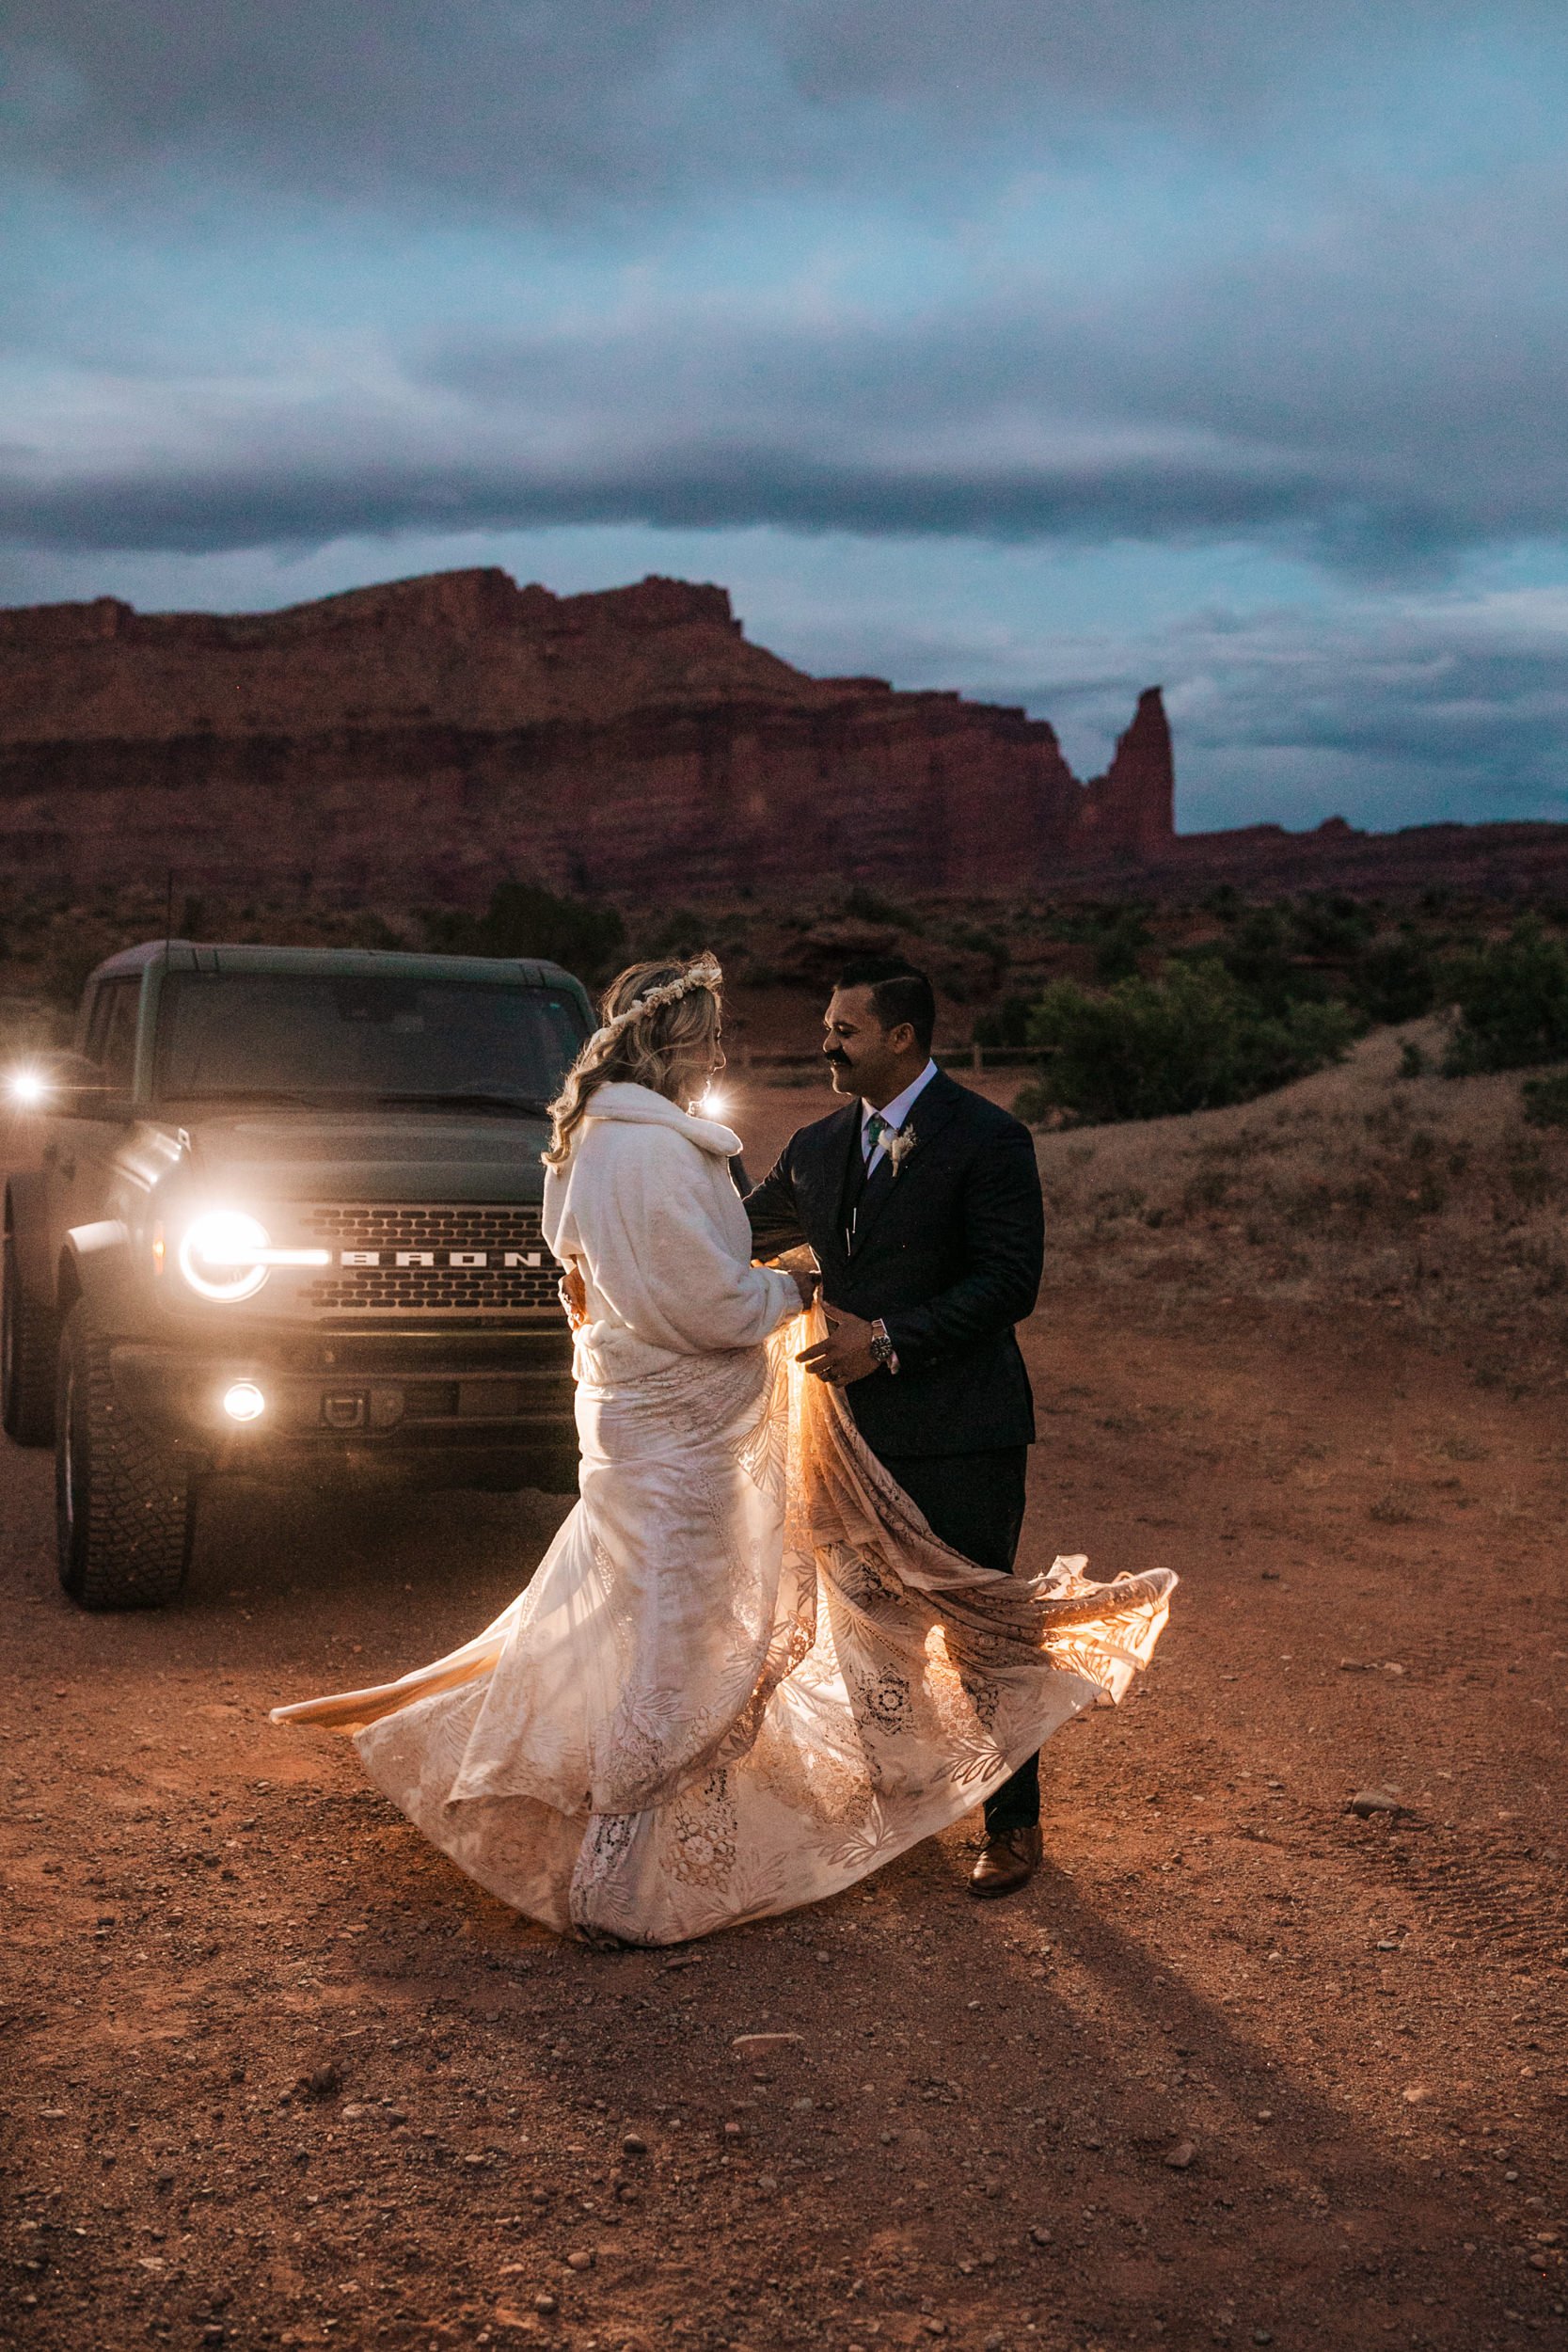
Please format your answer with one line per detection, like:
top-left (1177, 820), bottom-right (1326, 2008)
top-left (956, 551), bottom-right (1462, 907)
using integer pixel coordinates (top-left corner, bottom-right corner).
top-left (272, 952), bottom-right (1175, 1946)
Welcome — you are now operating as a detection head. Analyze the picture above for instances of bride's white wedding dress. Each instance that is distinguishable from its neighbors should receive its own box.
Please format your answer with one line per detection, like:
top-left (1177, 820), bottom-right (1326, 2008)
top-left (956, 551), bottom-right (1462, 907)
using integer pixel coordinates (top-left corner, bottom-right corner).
top-left (272, 1084), bottom-right (1175, 1946)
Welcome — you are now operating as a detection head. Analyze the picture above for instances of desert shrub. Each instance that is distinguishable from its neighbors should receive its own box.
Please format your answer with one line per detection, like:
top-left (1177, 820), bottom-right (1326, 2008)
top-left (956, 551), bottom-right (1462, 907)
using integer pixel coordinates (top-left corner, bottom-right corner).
top-left (1406, 1170), bottom-right (1449, 1216)
top-left (1505, 1139), bottom-right (1555, 1207)
top-left (1022, 961), bottom-right (1356, 1124)
top-left (426, 882), bottom-right (627, 984)
top-left (1291, 892), bottom-right (1376, 961)
top-left (1040, 901), bottom-right (1150, 982)
top-left (1091, 1185), bottom-right (1146, 1222)
top-left (1088, 908), bottom-right (1151, 984)
top-left (938, 917), bottom-right (1008, 966)
top-left (42, 933), bottom-right (110, 1008)
top-left (1352, 933), bottom-right (1440, 1025)
top-left (1174, 905), bottom-right (1330, 1017)
top-left (344, 911), bottom-right (405, 950)
top-left (1443, 920), bottom-right (1568, 1073)
top-left (972, 993), bottom-right (1037, 1049)
top-left (1521, 1070), bottom-right (1568, 1128)
top-left (638, 905), bottom-right (713, 959)
top-left (842, 882), bottom-right (922, 930)
top-left (1182, 1164), bottom-right (1232, 1214)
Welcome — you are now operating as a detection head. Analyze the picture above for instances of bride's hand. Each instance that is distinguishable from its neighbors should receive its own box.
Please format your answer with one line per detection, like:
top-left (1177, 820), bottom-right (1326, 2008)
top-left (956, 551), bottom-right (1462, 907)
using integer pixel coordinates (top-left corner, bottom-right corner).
top-left (790, 1266), bottom-right (819, 1311)
top-left (558, 1260), bottom-right (589, 1330)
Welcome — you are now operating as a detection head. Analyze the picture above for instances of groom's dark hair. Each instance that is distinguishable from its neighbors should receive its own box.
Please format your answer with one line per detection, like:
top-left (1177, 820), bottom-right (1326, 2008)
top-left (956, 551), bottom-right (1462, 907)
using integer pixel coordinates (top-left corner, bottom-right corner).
top-left (836, 958), bottom-right (936, 1055)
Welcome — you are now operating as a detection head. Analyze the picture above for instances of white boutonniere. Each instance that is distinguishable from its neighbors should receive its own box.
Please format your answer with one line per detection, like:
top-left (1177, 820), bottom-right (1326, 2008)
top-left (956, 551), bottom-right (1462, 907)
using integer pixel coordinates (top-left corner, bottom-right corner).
top-left (886, 1123), bottom-right (917, 1174)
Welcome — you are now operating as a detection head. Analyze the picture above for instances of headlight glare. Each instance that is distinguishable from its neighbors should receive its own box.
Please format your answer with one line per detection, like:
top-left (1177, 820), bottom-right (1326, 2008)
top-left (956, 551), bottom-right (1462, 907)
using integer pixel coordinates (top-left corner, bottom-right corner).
top-left (178, 1211), bottom-right (272, 1303)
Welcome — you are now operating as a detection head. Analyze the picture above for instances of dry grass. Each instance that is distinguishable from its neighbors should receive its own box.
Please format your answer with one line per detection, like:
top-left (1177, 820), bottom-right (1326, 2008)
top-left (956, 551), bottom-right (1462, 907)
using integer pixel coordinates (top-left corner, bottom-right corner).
top-left (1034, 1016), bottom-right (1568, 1386)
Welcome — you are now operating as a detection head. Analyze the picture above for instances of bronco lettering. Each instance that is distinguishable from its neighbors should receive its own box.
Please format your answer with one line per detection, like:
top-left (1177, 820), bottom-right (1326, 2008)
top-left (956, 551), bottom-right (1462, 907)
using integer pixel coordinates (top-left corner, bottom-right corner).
top-left (333, 1248), bottom-right (546, 1269)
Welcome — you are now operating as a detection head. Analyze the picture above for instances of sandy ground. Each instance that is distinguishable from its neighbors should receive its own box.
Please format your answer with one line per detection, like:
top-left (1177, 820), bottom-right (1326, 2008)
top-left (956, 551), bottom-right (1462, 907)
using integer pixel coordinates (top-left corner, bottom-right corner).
top-left (3, 1077), bottom-right (1565, 2352)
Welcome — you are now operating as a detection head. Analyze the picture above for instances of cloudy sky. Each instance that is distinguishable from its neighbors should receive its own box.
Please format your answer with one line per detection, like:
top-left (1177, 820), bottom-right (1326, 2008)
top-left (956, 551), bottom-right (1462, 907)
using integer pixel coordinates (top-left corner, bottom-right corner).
top-left (4, 1), bottom-right (1566, 831)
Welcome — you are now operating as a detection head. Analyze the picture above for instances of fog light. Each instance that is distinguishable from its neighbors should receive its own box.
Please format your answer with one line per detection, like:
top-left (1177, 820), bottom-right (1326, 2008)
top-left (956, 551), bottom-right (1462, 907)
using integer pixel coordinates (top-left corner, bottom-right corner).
top-left (223, 1380), bottom-right (266, 1423)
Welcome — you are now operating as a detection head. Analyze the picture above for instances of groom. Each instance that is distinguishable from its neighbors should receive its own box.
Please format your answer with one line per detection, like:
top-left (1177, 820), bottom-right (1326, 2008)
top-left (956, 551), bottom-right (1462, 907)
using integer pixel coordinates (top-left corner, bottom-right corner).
top-left (744, 958), bottom-right (1047, 1897)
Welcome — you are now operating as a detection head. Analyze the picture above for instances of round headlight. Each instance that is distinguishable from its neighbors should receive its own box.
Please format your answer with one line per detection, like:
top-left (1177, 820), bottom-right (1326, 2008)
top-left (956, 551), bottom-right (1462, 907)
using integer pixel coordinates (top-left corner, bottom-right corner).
top-left (178, 1211), bottom-right (271, 1303)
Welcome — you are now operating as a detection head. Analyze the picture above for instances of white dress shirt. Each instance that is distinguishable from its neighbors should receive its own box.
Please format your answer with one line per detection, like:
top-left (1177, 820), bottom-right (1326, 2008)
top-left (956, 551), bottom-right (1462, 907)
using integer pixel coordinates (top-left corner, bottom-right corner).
top-left (861, 1057), bottom-right (939, 1175)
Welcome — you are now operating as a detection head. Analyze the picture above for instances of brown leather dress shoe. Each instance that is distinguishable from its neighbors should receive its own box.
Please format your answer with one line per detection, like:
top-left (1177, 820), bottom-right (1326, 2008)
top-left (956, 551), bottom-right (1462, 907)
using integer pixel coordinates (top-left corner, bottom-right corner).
top-left (969, 1823), bottom-right (1043, 1899)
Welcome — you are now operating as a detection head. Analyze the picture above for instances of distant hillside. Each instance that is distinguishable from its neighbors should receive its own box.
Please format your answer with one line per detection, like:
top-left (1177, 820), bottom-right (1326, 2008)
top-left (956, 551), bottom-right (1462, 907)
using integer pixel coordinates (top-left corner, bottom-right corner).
top-left (0, 568), bottom-right (1173, 904)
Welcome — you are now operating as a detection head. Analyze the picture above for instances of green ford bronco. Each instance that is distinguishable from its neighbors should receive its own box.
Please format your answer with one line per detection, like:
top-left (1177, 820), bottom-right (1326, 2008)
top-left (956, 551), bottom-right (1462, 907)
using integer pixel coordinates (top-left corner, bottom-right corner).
top-left (3, 942), bottom-right (593, 1609)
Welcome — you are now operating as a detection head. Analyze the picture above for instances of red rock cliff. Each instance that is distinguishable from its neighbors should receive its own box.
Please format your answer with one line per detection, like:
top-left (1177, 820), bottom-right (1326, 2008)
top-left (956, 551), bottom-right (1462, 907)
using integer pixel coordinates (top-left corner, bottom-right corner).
top-left (0, 568), bottom-right (1174, 902)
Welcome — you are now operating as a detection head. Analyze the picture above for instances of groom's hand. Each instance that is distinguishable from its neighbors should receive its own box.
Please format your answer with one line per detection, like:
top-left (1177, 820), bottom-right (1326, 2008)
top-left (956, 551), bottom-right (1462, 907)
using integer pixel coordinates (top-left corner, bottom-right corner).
top-left (798, 1307), bottom-right (879, 1386)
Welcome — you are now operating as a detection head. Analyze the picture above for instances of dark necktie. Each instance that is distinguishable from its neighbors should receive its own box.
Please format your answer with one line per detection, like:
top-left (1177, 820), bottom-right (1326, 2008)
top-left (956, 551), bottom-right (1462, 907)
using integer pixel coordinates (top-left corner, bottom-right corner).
top-left (845, 1112), bottom-right (892, 1247)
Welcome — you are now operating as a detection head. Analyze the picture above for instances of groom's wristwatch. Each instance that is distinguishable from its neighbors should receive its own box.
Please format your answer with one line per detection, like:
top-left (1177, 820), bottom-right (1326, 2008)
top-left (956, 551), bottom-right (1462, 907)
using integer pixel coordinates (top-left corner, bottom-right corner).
top-left (868, 1317), bottom-right (898, 1374)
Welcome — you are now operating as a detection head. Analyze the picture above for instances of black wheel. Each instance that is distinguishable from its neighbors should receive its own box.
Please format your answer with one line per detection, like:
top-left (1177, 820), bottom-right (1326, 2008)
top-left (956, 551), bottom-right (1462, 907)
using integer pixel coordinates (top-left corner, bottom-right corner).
top-left (531, 1452), bottom-right (581, 1496)
top-left (55, 1300), bottom-right (194, 1610)
top-left (2, 1230), bottom-right (57, 1447)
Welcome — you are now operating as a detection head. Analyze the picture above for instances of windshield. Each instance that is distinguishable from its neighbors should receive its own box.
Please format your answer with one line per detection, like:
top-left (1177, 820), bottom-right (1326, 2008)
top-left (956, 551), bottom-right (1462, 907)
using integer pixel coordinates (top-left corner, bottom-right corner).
top-left (153, 972), bottom-right (587, 1109)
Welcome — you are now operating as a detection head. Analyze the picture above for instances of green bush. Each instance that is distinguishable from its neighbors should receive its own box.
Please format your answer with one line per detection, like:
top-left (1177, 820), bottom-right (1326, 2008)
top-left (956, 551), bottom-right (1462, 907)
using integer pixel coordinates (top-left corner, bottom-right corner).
top-left (638, 905), bottom-right (711, 960)
top-left (842, 882), bottom-right (922, 930)
top-left (1210, 905), bottom-right (1332, 1015)
top-left (1040, 901), bottom-right (1150, 982)
top-left (941, 919), bottom-right (1009, 974)
top-left (1087, 909), bottom-right (1150, 984)
top-left (42, 934), bottom-right (109, 1008)
top-left (426, 882), bottom-right (626, 984)
top-left (1351, 933), bottom-right (1439, 1025)
top-left (1443, 920), bottom-right (1568, 1074)
top-left (973, 993), bottom-right (1037, 1049)
top-left (1291, 892), bottom-right (1376, 961)
top-left (1021, 961), bottom-right (1356, 1124)
top-left (1522, 1071), bottom-right (1568, 1128)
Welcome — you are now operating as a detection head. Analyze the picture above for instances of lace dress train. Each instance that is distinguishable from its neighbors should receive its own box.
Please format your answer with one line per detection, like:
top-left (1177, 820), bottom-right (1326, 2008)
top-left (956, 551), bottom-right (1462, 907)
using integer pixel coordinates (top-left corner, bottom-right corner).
top-left (273, 1311), bottom-right (1175, 1946)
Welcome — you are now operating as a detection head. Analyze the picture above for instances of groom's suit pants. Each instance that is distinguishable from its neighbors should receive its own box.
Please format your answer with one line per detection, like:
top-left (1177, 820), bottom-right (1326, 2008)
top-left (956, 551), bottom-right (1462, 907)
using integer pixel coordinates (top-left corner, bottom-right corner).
top-left (876, 1444), bottom-right (1040, 1835)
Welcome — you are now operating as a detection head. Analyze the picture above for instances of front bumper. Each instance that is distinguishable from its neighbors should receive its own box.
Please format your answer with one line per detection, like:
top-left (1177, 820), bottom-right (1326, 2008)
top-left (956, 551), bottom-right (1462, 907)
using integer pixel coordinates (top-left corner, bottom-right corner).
top-left (108, 1323), bottom-right (578, 1481)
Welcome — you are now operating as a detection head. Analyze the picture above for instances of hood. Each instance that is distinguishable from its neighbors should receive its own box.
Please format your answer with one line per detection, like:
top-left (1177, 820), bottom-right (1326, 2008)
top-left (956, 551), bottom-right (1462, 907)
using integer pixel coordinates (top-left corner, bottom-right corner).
top-left (582, 1082), bottom-right (741, 1159)
top-left (170, 1107), bottom-right (548, 1205)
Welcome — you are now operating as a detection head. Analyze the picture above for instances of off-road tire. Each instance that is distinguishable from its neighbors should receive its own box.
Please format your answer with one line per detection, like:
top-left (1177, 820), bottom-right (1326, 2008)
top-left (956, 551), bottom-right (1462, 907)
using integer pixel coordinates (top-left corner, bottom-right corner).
top-left (55, 1300), bottom-right (194, 1610)
top-left (531, 1452), bottom-right (581, 1496)
top-left (2, 1231), bottom-right (57, 1447)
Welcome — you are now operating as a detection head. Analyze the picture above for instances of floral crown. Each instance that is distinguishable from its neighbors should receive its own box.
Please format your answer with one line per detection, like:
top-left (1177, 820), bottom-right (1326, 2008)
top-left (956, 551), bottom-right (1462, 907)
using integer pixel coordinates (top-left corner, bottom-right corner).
top-left (585, 951), bottom-right (722, 1057)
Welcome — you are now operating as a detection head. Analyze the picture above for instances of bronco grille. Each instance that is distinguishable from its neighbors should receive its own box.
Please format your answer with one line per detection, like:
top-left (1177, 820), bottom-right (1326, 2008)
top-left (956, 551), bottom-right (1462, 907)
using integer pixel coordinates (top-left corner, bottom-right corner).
top-left (299, 1203), bottom-right (560, 1314)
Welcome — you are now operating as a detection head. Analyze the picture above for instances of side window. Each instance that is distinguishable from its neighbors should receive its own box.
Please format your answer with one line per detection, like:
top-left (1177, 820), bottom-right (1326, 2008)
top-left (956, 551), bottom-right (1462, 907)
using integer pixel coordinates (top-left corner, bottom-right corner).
top-left (87, 978), bottom-right (141, 1098)
top-left (82, 985), bottom-right (113, 1064)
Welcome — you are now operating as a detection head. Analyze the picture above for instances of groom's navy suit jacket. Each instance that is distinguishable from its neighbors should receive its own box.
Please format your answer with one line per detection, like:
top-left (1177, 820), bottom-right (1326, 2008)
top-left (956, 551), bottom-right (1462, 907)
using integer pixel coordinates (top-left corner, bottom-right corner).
top-left (743, 1070), bottom-right (1044, 1462)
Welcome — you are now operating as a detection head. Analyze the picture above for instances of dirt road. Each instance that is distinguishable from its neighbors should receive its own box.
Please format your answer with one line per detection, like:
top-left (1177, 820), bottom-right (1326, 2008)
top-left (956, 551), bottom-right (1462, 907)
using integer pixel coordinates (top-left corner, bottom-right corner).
top-left (3, 1087), bottom-right (1566, 2352)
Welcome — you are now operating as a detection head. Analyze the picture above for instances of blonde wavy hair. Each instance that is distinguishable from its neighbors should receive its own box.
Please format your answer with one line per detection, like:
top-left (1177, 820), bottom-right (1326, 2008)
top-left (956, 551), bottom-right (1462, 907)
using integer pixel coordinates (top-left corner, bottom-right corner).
top-left (544, 952), bottom-right (723, 1168)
